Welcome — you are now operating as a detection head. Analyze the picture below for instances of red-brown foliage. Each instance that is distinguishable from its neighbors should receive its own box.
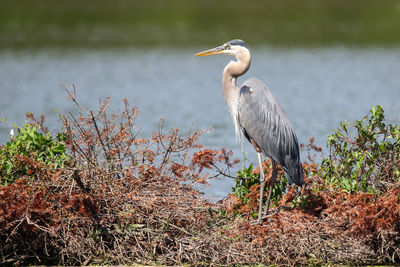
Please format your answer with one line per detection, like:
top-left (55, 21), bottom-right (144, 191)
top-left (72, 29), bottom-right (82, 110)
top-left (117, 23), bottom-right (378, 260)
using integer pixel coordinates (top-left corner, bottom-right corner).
top-left (0, 89), bottom-right (239, 265)
top-left (222, 162), bottom-right (400, 264)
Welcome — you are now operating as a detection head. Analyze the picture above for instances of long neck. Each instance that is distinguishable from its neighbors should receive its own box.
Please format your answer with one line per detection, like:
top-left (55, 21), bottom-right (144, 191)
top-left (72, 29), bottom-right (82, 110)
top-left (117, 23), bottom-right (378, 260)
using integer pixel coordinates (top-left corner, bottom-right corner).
top-left (222, 51), bottom-right (251, 111)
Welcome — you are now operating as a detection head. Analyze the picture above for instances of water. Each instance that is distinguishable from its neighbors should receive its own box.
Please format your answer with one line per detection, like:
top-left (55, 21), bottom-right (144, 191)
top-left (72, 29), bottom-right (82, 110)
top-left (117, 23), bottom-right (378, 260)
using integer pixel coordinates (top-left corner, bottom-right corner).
top-left (0, 47), bottom-right (399, 199)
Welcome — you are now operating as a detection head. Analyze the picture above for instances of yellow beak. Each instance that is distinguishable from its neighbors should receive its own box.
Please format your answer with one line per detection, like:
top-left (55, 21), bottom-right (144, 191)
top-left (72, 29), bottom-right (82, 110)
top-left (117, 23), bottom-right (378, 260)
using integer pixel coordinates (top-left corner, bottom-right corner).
top-left (195, 45), bottom-right (225, 56)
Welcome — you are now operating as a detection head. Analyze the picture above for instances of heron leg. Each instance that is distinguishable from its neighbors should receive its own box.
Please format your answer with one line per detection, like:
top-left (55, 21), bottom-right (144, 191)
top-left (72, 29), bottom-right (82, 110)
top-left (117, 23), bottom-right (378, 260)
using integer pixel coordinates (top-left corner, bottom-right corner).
top-left (257, 152), bottom-right (266, 224)
top-left (263, 160), bottom-right (277, 217)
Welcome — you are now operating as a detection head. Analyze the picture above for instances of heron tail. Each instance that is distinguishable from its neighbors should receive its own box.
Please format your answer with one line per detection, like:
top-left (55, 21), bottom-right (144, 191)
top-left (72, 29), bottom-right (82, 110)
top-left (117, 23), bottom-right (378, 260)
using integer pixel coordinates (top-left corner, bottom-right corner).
top-left (284, 164), bottom-right (304, 186)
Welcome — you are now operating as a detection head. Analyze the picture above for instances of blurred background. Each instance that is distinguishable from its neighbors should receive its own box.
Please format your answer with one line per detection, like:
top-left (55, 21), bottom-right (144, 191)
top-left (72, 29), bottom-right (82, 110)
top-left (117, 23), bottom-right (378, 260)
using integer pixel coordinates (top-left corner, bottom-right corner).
top-left (0, 0), bottom-right (399, 198)
top-left (1, 0), bottom-right (400, 48)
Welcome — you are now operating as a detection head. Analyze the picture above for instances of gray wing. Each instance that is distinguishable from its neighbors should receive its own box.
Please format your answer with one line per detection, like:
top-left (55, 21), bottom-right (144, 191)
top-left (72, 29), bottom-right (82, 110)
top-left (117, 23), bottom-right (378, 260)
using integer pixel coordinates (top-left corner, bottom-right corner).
top-left (238, 78), bottom-right (303, 185)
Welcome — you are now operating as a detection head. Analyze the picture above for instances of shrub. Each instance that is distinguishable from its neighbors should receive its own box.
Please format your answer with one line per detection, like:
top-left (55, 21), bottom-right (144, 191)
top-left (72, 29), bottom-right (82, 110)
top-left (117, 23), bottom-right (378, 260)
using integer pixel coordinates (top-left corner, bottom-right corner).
top-left (0, 88), bottom-right (240, 265)
top-left (321, 105), bottom-right (400, 193)
top-left (0, 123), bottom-right (69, 185)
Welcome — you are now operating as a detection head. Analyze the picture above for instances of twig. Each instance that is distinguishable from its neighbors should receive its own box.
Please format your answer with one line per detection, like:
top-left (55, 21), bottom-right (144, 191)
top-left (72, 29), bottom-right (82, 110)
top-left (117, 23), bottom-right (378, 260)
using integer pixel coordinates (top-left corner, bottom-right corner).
top-left (159, 219), bottom-right (193, 236)
top-left (90, 110), bottom-right (112, 166)
top-left (0, 255), bottom-right (31, 265)
top-left (72, 169), bottom-right (89, 192)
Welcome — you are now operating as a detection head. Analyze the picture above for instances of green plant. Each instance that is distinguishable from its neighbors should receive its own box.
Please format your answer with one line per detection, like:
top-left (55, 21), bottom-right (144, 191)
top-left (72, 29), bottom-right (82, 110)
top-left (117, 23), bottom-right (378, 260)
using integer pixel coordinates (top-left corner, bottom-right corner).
top-left (233, 163), bottom-right (258, 204)
top-left (0, 123), bottom-right (69, 185)
top-left (232, 161), bottom-right (289, 217)
top-left (321, 105), bottom-right (400, 194)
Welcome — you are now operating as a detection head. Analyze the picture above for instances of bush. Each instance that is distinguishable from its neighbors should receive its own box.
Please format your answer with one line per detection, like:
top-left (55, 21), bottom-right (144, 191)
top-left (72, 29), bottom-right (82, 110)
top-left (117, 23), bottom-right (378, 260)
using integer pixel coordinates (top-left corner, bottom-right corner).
top-left (0, 123), bottom-right (69, 185)
top-left (0, 89), bottom-right (239, 265)
top-left (321, 105), bottom-right (400, 193)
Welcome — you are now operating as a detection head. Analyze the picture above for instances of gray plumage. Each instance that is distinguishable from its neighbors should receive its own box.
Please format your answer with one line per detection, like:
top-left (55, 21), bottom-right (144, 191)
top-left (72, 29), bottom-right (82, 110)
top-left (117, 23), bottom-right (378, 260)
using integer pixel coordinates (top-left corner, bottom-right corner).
top-left (238, 78), bottom-right (303, 185)
top-left (196, 39), bottom-right (303, 224)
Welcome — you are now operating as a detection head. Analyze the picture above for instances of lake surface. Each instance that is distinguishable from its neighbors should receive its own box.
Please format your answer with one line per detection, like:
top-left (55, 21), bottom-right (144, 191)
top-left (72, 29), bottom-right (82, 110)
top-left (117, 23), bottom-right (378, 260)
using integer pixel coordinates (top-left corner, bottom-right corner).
top-left (0, 47), bottom-right (399, 199)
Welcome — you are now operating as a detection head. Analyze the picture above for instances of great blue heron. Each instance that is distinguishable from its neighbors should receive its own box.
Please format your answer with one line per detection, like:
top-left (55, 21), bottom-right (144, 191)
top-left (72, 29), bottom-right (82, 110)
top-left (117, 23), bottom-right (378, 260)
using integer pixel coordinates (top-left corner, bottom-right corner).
top-left (196, 39), bottom-right (304, 224)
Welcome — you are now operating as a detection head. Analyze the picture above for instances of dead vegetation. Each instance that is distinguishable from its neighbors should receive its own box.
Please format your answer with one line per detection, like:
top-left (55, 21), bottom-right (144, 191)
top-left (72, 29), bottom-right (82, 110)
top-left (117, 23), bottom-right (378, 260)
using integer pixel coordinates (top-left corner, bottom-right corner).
top-left (1, 89), bottom-right (400, 265)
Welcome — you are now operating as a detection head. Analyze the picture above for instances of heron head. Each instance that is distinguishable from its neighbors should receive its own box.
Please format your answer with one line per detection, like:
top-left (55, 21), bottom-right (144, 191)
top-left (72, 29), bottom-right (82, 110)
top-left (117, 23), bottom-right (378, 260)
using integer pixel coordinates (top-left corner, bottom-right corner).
top-left (195, 39), bottom-right (249, 57)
